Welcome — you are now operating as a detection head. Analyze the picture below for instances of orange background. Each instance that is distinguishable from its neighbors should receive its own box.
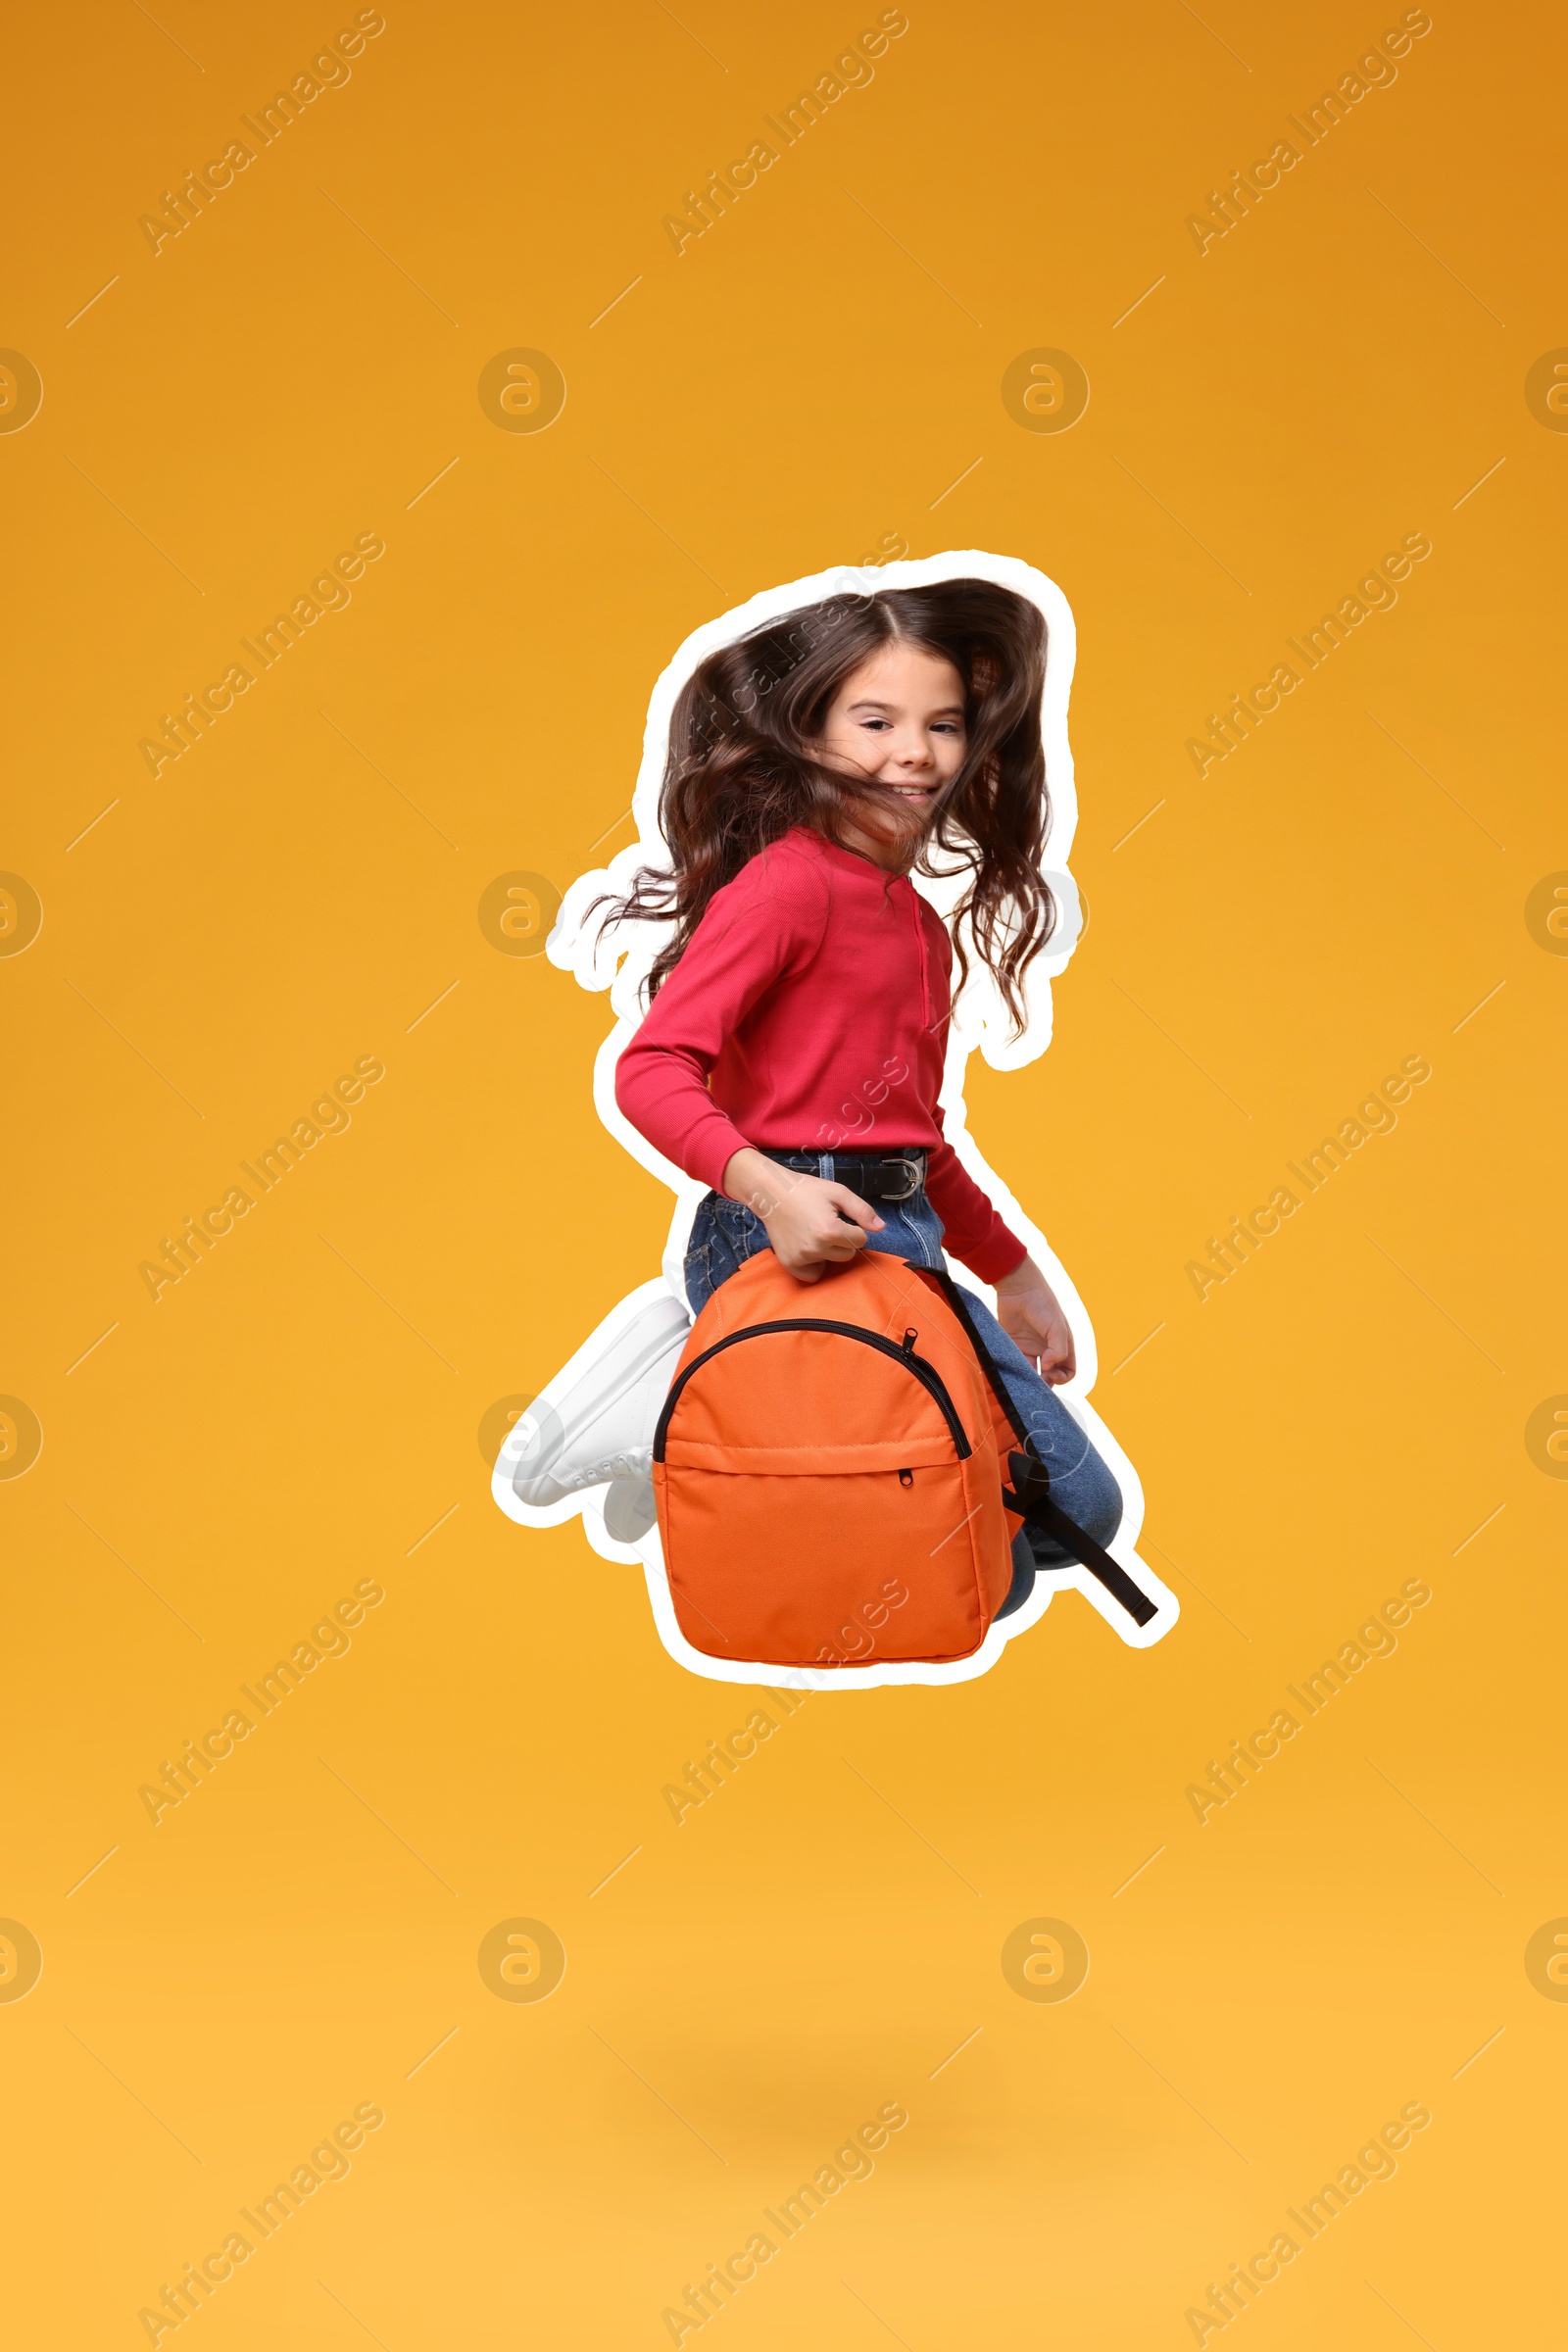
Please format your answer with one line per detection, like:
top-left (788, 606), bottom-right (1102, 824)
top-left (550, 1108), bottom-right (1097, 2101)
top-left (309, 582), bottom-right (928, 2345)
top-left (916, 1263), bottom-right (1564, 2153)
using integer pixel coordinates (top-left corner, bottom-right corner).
top-left (4, 0), bottom-right (1565, 2344)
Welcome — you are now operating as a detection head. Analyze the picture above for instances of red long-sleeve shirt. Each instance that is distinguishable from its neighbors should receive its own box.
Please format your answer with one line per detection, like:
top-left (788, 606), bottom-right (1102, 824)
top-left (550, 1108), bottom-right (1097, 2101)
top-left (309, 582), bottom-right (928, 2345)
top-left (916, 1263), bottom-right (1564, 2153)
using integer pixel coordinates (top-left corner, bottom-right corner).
top-left (613, 827), bottom-right (1028, 1284)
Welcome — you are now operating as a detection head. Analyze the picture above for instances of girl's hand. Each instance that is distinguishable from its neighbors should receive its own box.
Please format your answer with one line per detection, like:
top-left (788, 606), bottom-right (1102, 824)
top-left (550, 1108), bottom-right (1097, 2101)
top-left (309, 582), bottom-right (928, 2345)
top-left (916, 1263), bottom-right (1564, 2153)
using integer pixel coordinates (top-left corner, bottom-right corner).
top-left (722, 1149), bottom-right (884, 1282)
top-left (994, 1255), bottom-right (1076, 1385)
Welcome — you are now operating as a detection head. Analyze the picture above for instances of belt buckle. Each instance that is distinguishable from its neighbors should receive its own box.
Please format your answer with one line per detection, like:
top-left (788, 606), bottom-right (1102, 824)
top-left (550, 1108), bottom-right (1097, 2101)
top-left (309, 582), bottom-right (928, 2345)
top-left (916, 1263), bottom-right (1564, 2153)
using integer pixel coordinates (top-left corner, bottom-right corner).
top-left (885, 1154), bottom-right (922, 1202)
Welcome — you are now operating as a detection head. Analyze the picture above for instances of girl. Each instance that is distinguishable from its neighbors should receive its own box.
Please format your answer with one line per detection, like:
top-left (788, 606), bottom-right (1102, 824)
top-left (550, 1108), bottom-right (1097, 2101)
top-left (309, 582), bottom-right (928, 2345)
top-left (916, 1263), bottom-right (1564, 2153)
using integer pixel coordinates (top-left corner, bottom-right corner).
top-left (604, 577), bottom-right (1123, 1613)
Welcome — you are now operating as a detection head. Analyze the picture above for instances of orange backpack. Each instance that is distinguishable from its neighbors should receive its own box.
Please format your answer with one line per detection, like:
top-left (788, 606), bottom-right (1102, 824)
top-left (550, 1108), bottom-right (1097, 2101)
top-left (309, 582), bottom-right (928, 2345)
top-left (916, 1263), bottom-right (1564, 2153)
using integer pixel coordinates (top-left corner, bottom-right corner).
top-left (652, 1246), bottom-right (1153, 1670)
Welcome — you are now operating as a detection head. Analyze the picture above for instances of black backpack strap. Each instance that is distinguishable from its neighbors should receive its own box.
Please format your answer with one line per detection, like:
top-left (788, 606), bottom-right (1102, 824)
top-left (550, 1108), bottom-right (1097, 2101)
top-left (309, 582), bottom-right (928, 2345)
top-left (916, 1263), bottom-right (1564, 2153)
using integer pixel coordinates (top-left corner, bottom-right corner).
top-left (931, 1269), bottom-right (1159, 1631)
top-left (1004, 1451), bottom-right (1157, 1628)
top-left (929, 1267), bottom-right (1031, 1442)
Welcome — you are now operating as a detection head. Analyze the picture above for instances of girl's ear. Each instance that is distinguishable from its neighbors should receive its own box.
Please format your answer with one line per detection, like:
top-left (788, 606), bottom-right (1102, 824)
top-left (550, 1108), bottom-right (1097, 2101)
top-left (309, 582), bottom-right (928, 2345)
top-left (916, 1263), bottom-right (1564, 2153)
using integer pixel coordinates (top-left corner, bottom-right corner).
top-left (969, 650), bottom-right (999, 701)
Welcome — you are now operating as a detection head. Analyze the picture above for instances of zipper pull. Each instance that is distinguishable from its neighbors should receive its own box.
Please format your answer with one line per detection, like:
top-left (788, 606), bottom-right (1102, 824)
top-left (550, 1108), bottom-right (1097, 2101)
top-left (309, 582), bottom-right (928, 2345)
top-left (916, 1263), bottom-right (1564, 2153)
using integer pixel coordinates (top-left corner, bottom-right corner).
top-left (899, 1467), bottom-right (914, 1488)
top-left (901, 1327), bottom-right (917, 1354)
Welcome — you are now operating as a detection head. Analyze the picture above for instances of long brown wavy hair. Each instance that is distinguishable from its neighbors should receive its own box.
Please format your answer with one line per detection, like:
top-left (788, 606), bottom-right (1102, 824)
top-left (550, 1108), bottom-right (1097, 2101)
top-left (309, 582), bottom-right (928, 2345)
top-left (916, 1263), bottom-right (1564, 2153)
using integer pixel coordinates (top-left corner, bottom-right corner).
top-left (602, 578), bottom-right (1055, 1033)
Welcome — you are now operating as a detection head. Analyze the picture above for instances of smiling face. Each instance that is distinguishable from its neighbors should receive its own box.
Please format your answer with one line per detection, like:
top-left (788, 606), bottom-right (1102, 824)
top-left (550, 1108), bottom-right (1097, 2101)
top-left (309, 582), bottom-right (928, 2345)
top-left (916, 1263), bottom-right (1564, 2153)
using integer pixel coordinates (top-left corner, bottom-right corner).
top-left (815, 639), bottom-right (968, 866)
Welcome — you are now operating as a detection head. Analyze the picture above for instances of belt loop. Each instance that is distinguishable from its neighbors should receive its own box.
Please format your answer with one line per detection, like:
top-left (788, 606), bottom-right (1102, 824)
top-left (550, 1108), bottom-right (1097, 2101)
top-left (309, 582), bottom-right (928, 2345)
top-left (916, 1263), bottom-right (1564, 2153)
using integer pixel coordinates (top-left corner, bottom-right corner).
top-left (817, 1153), bottom-right (833, 1180)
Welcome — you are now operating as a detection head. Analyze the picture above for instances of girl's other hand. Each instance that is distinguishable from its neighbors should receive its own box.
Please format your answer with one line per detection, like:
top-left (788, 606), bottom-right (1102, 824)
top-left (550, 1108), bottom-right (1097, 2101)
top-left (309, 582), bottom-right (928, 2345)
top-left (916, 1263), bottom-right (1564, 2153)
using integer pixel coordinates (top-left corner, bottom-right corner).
top-left (722, 1149), bottom-right (884, 1282)
top-left (994, 1256), bottom-right (1077, 1385)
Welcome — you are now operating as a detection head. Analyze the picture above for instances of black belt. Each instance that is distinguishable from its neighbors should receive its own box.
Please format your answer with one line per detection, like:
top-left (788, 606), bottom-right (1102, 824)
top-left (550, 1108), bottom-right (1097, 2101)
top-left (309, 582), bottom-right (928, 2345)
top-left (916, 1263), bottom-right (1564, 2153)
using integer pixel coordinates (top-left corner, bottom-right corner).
top-left (761, 1150), bottom-right (928, 1203)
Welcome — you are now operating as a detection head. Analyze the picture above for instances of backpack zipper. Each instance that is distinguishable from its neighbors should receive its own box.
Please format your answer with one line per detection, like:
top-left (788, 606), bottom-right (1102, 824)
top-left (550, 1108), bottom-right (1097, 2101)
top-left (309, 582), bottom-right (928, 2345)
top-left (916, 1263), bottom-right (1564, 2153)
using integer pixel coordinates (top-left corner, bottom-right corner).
top-left (654, 1319), bottom-right (973, 1463)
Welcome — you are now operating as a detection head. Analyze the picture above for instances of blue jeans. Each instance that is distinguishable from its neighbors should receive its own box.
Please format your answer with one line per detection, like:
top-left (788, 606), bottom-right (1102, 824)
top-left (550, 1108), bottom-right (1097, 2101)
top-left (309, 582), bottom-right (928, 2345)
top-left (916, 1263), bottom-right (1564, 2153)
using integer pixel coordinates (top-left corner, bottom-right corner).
top-left (682, 1166), bottom-right (1122, 1586)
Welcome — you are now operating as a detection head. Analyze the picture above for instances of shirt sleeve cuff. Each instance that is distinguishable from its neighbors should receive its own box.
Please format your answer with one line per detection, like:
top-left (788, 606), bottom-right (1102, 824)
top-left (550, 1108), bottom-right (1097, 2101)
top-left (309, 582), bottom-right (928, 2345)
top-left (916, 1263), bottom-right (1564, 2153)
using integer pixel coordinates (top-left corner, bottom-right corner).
top-left (958, 1228), bottom-right (1030, 1286)
top-left (688, 1117), bottom-right (756, 1199)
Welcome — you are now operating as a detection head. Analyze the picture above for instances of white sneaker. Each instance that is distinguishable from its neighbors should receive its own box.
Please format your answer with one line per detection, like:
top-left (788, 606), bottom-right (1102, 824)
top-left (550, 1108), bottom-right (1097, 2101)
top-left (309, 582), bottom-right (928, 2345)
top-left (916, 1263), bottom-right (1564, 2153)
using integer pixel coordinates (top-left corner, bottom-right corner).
top-left (497, 1288), bottom-right (691, 1512)
top-left (603, 1475), bottom-right (659, 1544)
